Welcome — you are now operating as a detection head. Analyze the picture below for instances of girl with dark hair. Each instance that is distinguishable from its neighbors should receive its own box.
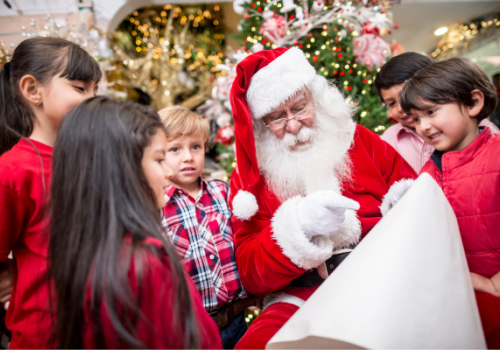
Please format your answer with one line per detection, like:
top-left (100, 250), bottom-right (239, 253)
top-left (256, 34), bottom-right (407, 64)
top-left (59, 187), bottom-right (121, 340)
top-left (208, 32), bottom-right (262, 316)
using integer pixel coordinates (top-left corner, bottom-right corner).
top-left (49, 96), bottom-right (221, 349)
top-left (0, 37), bottom-right (101, 348)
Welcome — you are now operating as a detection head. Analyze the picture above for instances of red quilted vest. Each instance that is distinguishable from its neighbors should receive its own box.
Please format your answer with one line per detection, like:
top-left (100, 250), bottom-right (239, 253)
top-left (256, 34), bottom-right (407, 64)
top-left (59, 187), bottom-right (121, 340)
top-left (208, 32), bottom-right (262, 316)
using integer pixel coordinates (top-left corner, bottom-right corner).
top-left (420, 128), bottom-right (500, 278)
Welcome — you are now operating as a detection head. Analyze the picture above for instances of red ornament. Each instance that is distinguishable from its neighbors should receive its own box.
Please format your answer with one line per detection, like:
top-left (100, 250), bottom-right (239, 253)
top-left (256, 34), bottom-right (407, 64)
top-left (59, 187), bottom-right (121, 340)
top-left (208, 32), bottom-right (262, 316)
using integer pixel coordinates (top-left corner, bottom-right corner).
top-left (215, 126), bottom-right (235, 145)
top-left (363, 22), bottom-right (380, 36)
top-left (260, 15), bottom-right (288, 44)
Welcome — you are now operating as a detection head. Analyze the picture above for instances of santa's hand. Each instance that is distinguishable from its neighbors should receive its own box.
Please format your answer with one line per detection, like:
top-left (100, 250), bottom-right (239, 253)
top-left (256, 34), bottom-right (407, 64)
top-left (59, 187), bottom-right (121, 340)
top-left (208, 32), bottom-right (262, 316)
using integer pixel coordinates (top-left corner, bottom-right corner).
top-left (390, 180), bottom-right (413, 208)
top-left (296, 191), bottom-right (360, 239)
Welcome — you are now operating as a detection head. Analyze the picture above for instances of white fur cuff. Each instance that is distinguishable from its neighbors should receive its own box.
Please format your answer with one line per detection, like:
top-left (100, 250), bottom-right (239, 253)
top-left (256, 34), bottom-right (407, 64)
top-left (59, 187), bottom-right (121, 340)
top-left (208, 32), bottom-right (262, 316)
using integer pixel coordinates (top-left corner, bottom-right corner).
top-left (380, 179), bottom-right (415, 216)
top-left (330, 209), bottom-right (362, 249)
top-left (271, 196), bottom-right (335, 270)
top-left (232, 190), bottom-right (259, 220)
top-left (262, 292), bottom-right (306, 311)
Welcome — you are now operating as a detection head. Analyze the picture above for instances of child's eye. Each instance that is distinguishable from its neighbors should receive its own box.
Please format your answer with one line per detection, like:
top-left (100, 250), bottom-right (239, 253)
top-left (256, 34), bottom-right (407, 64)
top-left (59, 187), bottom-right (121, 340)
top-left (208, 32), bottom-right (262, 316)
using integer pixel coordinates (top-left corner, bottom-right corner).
top-left (427, 110), bottom-right (436, 116)
top-left (74, 86), bottom-right (85, 92)
top-left (156, 158), bottom-right (165, 164)
top-left (388, 102), bottom-right (395, 107)
top-left (169, 147), bottom-right (179, 152)
top-left (413, 117), bottom-right (420, 123)
top-left (192, 145), bottom-right (201, 150)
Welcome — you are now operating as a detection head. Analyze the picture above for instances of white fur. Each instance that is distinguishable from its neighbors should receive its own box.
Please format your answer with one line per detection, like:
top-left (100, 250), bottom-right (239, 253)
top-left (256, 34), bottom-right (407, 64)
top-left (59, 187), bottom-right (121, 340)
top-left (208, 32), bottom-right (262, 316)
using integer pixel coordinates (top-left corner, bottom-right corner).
top-left (271, 196), bottom-right (335, 270)
top-left (255, 75), bottom-right (356, 203)
top-left (262, 292), bottom-right (306, 311)
top-left (246, 47), bottom-right (316, 119)
top-left (380, 178), bottom-right (415, 216)
top-left (232, 190), bottom-right (259, 220)
top-left (330, 209), bottom-right (362, 249)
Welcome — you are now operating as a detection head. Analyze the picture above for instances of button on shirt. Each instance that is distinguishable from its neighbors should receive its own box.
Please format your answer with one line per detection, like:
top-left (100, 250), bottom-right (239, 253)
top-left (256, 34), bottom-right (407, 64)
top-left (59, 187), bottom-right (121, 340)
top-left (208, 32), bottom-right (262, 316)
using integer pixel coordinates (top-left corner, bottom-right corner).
top-left (162, 178), bottom-right (246, 312)
top-left (381, 119), bottom-right (500, 174)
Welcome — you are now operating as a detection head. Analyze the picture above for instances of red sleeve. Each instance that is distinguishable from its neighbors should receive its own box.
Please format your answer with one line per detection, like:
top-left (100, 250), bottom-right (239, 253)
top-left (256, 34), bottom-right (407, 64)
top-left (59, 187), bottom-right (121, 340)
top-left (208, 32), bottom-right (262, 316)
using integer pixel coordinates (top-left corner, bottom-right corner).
top-left (0, 184), bottom-right (30, 262)
top-left (229, 174), bottom-right (304, 297)
top-left (84, 246), bottom-right (222, 349)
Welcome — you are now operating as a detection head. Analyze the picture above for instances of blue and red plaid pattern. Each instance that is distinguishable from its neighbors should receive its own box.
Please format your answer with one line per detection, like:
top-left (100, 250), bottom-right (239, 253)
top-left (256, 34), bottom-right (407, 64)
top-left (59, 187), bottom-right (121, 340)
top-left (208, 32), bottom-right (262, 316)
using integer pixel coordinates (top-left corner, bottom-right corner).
top-left (162, 178), bottom-right (246, 312)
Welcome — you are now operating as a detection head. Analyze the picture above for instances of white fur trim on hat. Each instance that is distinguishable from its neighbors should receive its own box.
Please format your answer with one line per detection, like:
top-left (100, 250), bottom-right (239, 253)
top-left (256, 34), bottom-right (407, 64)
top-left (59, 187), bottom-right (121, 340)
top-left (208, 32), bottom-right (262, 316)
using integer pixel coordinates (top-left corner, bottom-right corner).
top-left (330, 209), bottom-right (362, 249)
top-left (232, 190), bottom-right (259, 220)
top-left (271, 196), bottom-right (335, 270)
top-left (262, 292), bottom-right (305, 311)
top-left (380, 178), bottom-right (415, 216)
top-left (246, 47), bottom-right (316, 120)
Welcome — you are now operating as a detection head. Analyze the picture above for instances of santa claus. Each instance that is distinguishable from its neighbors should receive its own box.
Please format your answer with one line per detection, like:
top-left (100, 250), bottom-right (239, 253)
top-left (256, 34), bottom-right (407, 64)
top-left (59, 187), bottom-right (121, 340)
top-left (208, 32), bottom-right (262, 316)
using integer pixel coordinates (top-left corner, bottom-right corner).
top-left (228, 47), bottom-right (416, 349)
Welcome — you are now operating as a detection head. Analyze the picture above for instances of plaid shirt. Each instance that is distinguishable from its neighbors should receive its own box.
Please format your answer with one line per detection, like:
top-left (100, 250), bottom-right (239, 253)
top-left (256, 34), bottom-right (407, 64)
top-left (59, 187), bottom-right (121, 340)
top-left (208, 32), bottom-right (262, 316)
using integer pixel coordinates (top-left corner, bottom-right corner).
top-left (162, 178), bottom-right (246, 312)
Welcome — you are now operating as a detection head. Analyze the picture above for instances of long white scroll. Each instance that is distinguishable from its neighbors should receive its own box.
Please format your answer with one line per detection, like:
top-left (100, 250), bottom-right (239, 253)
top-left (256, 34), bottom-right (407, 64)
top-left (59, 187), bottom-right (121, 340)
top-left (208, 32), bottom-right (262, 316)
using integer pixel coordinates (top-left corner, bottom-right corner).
top-left (267, 173), bottom-right (486, 349)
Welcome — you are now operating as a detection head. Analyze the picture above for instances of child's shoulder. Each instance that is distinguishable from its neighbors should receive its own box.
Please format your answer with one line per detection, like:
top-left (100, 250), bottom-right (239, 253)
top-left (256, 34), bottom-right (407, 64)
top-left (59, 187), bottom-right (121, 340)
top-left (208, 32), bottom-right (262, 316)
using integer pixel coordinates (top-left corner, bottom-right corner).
top-left (205, 178), bottom-right (230, 196)
top-left (0, 141), bottom-right (42, 189)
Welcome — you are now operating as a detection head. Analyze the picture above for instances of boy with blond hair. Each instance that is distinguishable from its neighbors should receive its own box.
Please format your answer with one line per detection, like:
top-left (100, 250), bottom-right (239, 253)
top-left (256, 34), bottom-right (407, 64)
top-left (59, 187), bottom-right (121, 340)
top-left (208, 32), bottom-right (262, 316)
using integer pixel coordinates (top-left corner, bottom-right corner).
top-left (159, 107), bottom-right (250, 349)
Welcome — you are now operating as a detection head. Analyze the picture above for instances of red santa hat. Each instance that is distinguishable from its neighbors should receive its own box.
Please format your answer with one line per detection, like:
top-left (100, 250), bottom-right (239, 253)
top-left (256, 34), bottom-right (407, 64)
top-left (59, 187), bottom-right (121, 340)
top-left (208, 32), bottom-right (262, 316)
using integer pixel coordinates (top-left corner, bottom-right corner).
top-left (230, 47), bottom-right (316, 194)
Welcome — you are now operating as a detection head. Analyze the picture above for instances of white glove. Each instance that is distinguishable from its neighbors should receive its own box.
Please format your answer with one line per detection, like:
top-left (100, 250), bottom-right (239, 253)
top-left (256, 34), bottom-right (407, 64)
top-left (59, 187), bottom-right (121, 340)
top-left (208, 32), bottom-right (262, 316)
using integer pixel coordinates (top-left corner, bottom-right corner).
top-left (390, 180), bottom-right (413, 208)
top-left (296, 191), bottom-right (360, 239)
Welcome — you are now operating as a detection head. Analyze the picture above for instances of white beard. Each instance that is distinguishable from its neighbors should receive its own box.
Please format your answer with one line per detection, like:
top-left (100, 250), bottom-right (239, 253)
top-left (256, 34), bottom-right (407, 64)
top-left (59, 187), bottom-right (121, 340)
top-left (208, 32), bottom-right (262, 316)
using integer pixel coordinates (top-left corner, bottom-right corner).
top-left (254, 76), bottom-right (356, 202)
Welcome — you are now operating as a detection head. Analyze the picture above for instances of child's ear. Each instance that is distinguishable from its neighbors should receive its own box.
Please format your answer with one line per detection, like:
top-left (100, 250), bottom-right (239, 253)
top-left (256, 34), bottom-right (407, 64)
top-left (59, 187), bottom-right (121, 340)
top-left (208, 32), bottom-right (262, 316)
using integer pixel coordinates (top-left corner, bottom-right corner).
top-left (19, 75), bottom-right (43, 107)
top-left (468, 89), bottom-right (485, 118)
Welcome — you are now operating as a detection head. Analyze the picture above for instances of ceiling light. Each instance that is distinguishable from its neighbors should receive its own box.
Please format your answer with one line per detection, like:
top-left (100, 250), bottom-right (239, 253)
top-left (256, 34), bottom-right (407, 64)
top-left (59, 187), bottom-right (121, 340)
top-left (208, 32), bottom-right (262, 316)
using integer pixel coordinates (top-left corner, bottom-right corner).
top-left (434, 27), bottom-right (448, 36)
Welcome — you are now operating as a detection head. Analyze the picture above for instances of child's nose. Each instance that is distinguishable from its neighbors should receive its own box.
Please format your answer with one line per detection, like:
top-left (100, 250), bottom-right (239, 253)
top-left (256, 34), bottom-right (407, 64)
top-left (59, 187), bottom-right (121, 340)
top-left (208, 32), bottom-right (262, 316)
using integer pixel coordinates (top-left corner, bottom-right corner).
top-left (183, 150), bottom-right (194, 161)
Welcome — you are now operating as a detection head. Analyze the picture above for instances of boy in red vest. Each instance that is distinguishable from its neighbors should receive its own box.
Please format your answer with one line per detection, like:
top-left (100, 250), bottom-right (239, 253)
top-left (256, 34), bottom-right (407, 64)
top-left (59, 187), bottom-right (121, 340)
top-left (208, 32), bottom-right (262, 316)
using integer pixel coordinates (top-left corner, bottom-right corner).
top-left (399, 57), bottom-right (500, 348)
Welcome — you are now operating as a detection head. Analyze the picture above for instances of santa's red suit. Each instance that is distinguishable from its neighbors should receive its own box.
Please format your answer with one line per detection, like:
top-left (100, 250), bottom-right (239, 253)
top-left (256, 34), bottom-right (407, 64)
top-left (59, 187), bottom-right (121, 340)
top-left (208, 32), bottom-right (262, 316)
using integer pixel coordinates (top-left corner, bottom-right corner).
top-left (227, 47), bottom-right (417, 349)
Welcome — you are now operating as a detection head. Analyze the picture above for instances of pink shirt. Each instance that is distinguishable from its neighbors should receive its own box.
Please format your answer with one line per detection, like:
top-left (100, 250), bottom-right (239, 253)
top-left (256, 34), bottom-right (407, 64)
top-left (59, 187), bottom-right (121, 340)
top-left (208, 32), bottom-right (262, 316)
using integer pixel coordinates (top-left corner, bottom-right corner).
top-left (381, 119), bottom-right (500, 173)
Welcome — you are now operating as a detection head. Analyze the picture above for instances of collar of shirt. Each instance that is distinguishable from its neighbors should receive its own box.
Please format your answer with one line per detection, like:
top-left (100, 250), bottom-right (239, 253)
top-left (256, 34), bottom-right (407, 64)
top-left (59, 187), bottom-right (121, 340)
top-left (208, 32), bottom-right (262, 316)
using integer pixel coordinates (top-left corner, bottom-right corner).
top-left (396, 124), bottom-right (424, 142)
top-left (165, 177), bottom-right (210, 203)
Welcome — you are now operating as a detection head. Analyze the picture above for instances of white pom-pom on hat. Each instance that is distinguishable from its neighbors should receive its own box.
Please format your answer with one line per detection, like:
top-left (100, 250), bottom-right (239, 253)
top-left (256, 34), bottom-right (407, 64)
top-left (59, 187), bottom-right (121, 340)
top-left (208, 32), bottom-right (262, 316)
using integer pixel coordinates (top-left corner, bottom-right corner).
top-left (232, 190), bottom-right (259, 220)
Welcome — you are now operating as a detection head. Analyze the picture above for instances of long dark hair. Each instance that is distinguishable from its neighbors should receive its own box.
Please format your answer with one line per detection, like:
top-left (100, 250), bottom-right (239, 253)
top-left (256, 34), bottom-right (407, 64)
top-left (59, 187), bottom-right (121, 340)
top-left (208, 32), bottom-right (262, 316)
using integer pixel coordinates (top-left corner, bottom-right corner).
top-left (0, 37), bottom-right (102, 155)
top-left (49, 97), bottom-right (199, 349)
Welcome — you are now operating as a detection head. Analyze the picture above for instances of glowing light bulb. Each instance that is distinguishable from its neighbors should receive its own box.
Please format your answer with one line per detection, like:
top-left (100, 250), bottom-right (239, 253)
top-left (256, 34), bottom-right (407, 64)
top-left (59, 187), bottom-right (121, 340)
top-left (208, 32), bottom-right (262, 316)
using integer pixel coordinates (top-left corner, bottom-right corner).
top-left (434, 27), bottom-right (448, 36)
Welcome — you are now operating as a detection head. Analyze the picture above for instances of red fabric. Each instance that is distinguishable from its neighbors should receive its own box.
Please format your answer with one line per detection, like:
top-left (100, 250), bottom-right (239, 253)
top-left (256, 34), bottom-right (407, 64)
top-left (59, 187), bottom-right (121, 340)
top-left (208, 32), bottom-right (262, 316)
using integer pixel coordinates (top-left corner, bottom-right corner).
top-left (0, 139), bottom-right (53, 349)
top-left (475, 290), bottom-right (500, 349)
top-left (229, 47), bottom-right (288, 192)
top-left (83, 237), bottom-right (222, 349)
top-left (420, 128), bottom-right (500, 278)
top-left (236, 302), bottom-right (300, 349)
top-left (235, 286), bottom-right (318, 349)
top-left (229, 125), bottom-right (417, 298)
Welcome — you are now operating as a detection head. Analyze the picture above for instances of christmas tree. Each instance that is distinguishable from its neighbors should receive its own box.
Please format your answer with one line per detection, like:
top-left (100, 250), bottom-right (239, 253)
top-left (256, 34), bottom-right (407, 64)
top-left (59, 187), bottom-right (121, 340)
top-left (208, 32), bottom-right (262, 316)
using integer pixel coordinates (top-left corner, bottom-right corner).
top-left (234, 0), bottom-right (396, 132)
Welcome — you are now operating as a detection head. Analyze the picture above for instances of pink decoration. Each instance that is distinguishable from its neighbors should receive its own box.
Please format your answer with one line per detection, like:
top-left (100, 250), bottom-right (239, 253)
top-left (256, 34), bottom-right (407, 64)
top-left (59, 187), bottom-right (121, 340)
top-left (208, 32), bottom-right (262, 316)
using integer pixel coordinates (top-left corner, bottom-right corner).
top-left (215, 126), bottom-right (235, 145)
top-left (352, 33), bottom-right (391, 71)
top-left (260, 15), bottom-right (289, 44)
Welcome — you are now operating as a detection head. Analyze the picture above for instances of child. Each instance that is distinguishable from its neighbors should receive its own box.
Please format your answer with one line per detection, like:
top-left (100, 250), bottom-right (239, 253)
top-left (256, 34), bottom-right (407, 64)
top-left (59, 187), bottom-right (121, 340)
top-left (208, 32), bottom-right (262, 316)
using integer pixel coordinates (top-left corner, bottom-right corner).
top-left (375, 52), bottom-right (499, 173)
top-left (49, 97), bottom-right (222, 349)
top-left (0, 37), bottom-right (102, 348)
top-left (159, 107), bottom-right (251, 349)
top-left (399, 57), bottom-right (500, 348)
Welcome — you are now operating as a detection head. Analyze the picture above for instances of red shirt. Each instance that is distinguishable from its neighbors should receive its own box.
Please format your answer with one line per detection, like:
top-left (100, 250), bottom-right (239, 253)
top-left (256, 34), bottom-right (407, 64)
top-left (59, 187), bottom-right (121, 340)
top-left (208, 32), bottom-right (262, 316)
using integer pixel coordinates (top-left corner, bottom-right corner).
top-left (0, 139), bottom-right (53, 348)
top-left (83, 237), bottom-right (222, 349)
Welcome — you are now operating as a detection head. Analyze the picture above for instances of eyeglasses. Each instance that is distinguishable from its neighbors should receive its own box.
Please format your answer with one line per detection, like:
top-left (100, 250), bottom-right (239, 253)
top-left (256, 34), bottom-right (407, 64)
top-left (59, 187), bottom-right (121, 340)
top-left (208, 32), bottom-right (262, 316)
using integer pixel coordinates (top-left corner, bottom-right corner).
top-left (264, 107), bottom-right (315, 131)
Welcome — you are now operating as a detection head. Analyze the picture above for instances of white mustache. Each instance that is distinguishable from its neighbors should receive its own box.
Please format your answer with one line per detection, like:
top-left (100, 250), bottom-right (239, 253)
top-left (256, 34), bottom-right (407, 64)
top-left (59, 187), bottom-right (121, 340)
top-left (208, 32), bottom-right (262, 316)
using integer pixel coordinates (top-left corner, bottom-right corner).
top-left (281, 127), bottom-right (314, 148)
